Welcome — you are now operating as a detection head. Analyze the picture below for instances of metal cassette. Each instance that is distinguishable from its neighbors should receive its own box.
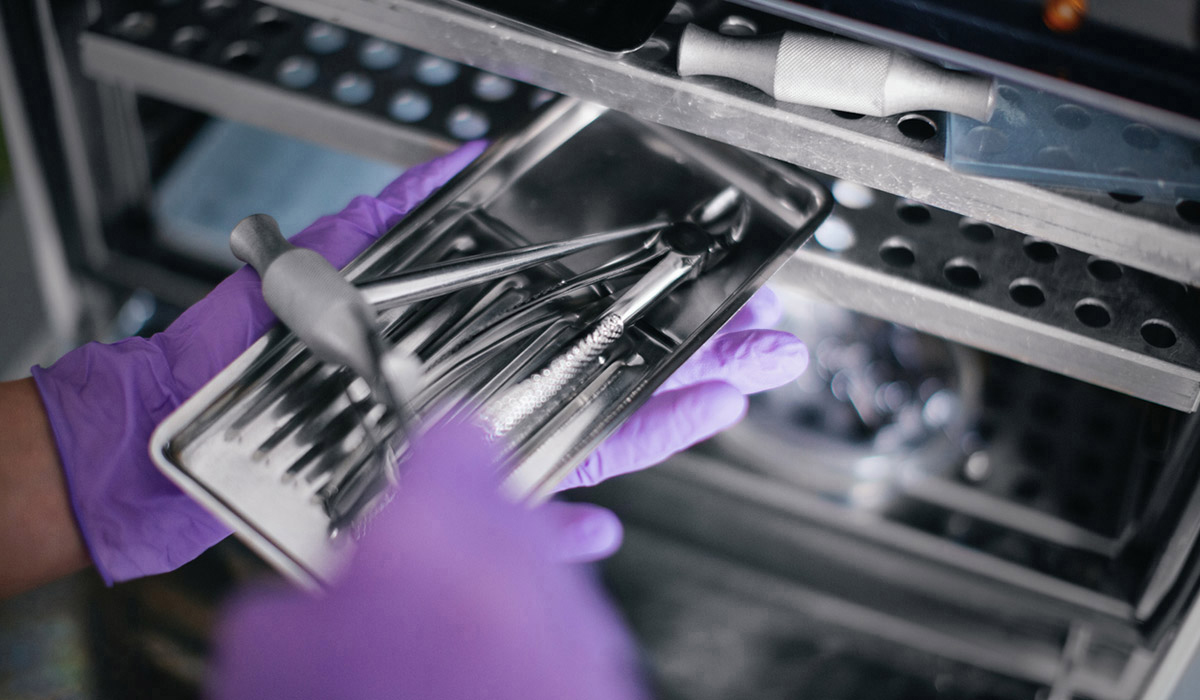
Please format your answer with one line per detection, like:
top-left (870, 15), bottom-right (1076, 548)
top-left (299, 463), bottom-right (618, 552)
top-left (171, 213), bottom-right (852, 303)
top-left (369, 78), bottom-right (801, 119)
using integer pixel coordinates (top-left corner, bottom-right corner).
top-left (149, 99), bottom-right (831, 587)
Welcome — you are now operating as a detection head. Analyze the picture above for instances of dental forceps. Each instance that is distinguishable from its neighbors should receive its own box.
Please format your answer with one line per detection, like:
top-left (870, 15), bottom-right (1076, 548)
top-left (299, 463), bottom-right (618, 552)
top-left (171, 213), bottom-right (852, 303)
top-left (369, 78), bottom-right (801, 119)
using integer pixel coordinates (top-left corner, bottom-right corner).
top-left (229, 188), bottom-right (746, 527)
top-left (229, 213), bottom-right (666, 426)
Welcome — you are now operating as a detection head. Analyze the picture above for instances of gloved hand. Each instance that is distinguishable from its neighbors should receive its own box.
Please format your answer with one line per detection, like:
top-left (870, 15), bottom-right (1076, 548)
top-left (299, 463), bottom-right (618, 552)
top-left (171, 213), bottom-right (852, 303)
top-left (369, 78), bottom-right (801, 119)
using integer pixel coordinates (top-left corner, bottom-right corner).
top-left (542, 285), bottom-right (804, 562)
top-left (33, 140), bottom-right (806, 584)
top-left (209, 420), bottom-right (649, 700)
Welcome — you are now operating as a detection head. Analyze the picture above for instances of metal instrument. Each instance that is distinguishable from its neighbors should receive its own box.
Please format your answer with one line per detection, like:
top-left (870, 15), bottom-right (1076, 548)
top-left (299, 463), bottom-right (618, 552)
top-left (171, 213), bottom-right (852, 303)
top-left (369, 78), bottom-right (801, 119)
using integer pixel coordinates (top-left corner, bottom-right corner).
top-left (150, 100), bottom-right (831, 587)
top-left (230, 211), bottom-right (666, 435)
top-left (677, 24), bottom-right (997, 121)
top-left (480, 188), bottom-right (749, 439)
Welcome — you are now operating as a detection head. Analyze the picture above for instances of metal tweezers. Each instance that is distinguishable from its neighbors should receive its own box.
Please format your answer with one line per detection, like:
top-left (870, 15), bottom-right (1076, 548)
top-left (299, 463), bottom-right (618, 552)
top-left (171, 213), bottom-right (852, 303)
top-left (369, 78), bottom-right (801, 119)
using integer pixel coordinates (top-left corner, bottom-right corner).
top-left (228, 213), bottom-right (666, 428)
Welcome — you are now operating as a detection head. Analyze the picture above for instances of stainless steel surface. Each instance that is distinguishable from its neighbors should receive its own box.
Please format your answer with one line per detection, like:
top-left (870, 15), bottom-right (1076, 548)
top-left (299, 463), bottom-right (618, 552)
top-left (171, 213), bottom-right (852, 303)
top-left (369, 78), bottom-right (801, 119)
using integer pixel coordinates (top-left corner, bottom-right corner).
top-left (480, 191), bottom-right (748, 441)
top-left (76, 5), bottom-right (1200, 407)
top-left (149, 100), bottom-right (831, 585)
top-left (677, 24), bottom-right (996, 120)
top-left (359, 219), bottom-right (663, 308)
top-left (782, 188), bottom-right (1200, 412)
top-left (221, 0), bottom-right (1200, 285)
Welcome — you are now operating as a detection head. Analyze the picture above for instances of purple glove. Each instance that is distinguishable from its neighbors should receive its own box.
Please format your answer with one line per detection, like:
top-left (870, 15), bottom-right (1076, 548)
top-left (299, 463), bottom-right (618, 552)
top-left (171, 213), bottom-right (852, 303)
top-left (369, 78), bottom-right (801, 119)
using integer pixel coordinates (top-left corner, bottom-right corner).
top-left (543, 286), bottom-right (806, 561)
top-left (33, 136), bottom-right (806, 583)
top-left (32, 142), bottom-right (489, 584)
top-left (210, 419), bottom-right (648, 700)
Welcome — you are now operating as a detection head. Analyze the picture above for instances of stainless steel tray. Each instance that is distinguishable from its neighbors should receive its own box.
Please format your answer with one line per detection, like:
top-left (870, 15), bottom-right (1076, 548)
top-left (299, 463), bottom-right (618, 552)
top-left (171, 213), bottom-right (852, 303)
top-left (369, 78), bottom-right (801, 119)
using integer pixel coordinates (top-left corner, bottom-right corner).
top-left (149, 99), bottom-right (831, 587)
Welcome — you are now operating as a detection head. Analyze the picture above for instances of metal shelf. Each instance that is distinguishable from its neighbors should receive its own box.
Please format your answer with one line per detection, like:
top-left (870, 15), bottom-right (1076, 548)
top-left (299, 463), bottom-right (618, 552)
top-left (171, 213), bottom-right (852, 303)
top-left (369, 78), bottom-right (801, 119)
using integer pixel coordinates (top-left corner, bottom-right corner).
top-left (784, 191), bottom-right (1200, 412)
top-left (249, 0), bottom-right (1200, 286)
top-left (81, 33), bottom-right (454, 167)
top-left (79, 2), bottom-right (1200, 410)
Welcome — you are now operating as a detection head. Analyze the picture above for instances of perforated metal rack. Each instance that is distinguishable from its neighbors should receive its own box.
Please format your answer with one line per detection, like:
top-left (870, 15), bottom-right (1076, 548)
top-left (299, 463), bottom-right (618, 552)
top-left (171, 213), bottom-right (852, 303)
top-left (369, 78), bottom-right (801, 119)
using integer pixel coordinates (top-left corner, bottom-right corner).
top-left (221, 0), bottom-right (1200, 283)
top-left (78, 0), bottom-right (1200, 412)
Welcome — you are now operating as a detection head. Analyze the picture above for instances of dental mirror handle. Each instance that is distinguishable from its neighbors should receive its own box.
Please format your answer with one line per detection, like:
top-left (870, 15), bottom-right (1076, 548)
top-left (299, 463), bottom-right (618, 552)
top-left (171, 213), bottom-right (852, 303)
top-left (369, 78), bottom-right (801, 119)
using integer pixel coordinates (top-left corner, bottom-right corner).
top-left (230, 213), bottom-right (381, 386)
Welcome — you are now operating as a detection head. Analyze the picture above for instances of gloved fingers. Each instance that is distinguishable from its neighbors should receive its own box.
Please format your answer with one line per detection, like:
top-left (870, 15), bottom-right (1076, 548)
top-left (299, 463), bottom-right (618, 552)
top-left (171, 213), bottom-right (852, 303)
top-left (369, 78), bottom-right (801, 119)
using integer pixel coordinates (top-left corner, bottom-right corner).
top-left (376, 140), bottom-right (488, 213)
top-left (556, 380), bottom-right (747, 491)
top-left (656, 328), bottom-right (808, 395)
top-left (538, 501), bottom-right (624, 563)
top-left (213, 417), bottom-right (647, 700)
top-left (714, 286), bottom-right (783, 336)
top-left (290, 140), bottom-right (488, 269)
top-left (158, 143), bottom-right (488, 398)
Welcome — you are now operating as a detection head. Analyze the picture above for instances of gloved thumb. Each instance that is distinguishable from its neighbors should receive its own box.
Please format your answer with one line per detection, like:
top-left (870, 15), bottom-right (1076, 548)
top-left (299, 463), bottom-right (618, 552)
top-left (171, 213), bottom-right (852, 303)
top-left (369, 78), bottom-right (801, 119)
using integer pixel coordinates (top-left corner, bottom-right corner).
top-left (538, 501), bottom-right (624, 563)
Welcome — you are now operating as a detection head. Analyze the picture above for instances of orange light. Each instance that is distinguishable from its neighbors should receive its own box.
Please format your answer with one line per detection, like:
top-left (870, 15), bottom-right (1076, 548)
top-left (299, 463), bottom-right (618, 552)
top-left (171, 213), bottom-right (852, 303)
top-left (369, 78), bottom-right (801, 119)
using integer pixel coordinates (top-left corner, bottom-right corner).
top-left (1044, 0), bottom-right (1087, 33)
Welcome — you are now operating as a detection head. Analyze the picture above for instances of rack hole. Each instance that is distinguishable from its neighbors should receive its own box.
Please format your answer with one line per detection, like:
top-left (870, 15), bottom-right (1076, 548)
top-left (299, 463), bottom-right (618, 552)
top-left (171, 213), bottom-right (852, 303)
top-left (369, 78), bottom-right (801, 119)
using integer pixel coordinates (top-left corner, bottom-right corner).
top-left (359, 39), bottom-right (402, 71)
top-left (1123, 124), bottom-right (1160, 150)
top-left (201, 0), bottom-right (238, 16)
top-left (665, 2), bottom-right (694, 23)
top-left (944, 258), bottom-right (982, 288)
top-left (115, 12), bottom-right (157, 40)
top-left (252, 7), bottom-right (291, 33)
top-left (332, 72), bottom-right (374, 104)
top-left (529, 89), bottom-right (557, 109)
top-left (415, 55), bottom-right (460, 86)
top-left (221, 41), bottom-right (262, 71)
top-left (1023, 239), bottom-right (1058, 263)
top-left (813, 216), bottom-right (856, 251)
top-left (831, 180), bottom-right (875, 210)
top-left (1074, 299), bottom-right (1112, 328)
top-left (831, 110), bottom-right (865, 120)
top-left (879, 238), bottom-right (916, 268)
top-left (897, 113), bottom-right (937, 141)
top-left (276, 55), bottom-right (318, 89)
top-left (718, 15), bottom-right (758, 36)
top-left (1177, 199), bottom-right (1200, 225)
top-left (896, 201), bottom-right (932, 225)
top-left (997, 85), bottom-right (1021, 105)
top-left (1009, 278), bottom-right (1046, 307)
top-left (388, 89), bottom-right (432, 122)
top-left (170, 25), bottom-right (209, 55)
top-left (1141, 320), bottom-right (1178, 348)
top-left (472, 73), bottom-right (516, 101)
top-left (1108, 190), bottom-right (1143, 203)
top-left (446, 105), bottom-right (491, 140)
top-left (305, 22), bottom-right (347, 54)
top-left (1086, 258), bottom-right (1123, 281)
top-left (1034, 146), bottom-right (1075, 169)
top-left (1052, 104), bottom-right (1091, 130)
top-left (959, 219), bottom-right (994, 243)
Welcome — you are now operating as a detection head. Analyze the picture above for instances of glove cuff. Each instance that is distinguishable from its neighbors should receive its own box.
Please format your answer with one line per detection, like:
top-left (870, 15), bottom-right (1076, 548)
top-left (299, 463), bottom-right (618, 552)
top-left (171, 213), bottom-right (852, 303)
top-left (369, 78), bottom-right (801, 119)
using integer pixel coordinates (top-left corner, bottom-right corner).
top-left (32, 338), bottom-right (230, 584)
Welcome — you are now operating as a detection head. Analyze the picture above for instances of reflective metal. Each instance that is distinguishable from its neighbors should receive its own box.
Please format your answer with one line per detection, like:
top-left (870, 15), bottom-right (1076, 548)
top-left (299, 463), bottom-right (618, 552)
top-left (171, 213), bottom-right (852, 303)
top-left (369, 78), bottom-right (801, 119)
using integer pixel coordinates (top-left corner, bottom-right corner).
top-left (149, 99), bottom-right (831, 587)
top-left (783, 191), bottom-right (1200, 412)
top-left (234, 0), bottom-right (1200, 284)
